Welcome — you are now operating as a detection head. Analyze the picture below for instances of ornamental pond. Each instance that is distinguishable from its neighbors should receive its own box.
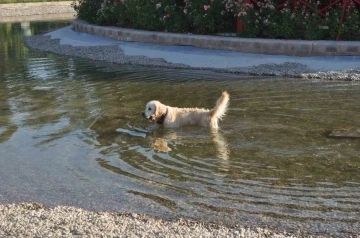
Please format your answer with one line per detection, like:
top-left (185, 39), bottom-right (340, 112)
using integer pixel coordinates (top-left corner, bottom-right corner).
top-left (0, 20), bottom-right (359, 236)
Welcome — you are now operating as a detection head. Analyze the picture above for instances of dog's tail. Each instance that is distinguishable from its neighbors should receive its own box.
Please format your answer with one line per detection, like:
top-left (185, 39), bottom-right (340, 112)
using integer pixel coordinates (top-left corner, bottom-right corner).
top-left (210, 91), bottom-right (229, 120)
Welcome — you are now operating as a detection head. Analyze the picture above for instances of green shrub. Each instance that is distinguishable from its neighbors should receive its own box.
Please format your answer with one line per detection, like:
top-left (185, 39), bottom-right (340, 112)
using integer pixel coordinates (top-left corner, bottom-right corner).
top-left (72, 0), bottom-right (103, 24)
top-left (184, 0), bottom-right (235, 34)
top-left (161, 0), bottom-right (190, 33)
top-left (265, 3), bottom-right (304, 39)
top-left (72, 0), bottom-right (359, 40)
top-left (232, 0), bottom-right (360, 40)
top-left (339, 1), bottom-right (360, 40)
top-left (73, 0), bottom-right (235, 34)
top-left (125, 0), bottom-right (188, 32)
top-left (95, 0), bottom-right (128, 26)
top-left (125, 0), bottom-right (162, 31)
top-left (301, 2), bottom-right (341, 40)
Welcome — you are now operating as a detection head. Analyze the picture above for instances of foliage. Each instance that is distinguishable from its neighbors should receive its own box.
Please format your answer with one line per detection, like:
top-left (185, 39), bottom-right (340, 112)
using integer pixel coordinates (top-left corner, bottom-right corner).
top-left (73, 0), bottom-right (235, 34)
top-left (184, 0), bottom-right (234, 34)
top-left (95, 0), bottom-right (127, 26)
top-left (125, 0), bottom-right (162, 31)
top-left (229, 0), bottom-right (360, 40)
top-left (72, 0), bottom-right (103, 24)
top-left (265, 3), bottom-right (304, 39)
top-left (72, 0), bottom-right (360, 40)
top-left (125, 0), bottom-right (187, 32)
top-left (340, 1), bottom-right (360, 40)
top-left (160, 0), bottom-right (190, 33)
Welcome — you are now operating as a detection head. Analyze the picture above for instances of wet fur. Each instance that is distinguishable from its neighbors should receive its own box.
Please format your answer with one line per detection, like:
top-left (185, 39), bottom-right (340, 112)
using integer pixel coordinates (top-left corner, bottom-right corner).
top-left (143, 92), bottom-right (229, 129)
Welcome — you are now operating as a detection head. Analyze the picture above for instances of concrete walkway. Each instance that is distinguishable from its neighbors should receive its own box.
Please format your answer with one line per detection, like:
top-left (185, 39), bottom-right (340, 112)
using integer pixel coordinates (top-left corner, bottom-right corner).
top-left (47, 25), bottom-right (360, 72)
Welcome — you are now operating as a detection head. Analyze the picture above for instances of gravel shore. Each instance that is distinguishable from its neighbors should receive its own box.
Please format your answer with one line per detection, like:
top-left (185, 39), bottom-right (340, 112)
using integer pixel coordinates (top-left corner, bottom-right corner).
top-left (0, 202), bottom-right (303, 238)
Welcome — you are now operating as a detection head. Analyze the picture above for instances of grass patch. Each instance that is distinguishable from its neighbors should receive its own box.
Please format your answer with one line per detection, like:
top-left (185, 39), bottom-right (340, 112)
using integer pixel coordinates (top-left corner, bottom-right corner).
top-left (0, 0), bottom-right (71, 3)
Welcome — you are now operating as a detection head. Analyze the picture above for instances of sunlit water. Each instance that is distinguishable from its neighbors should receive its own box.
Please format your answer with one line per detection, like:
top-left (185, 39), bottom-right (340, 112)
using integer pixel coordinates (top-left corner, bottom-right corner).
top-left (0, 20), bottom-right (359, 236)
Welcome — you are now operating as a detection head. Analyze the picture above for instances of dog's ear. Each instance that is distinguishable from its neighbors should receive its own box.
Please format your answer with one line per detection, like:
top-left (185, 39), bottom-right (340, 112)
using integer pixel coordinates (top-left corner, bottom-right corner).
top-left (154, 102), bottom-right (166, 120)
top-left (153, 104), bottom-right (157, 116)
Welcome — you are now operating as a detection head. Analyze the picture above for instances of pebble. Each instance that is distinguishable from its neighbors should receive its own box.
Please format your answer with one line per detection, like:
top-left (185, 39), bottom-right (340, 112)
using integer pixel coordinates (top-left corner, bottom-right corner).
top-left (0, 202), bottom-right (300, 238)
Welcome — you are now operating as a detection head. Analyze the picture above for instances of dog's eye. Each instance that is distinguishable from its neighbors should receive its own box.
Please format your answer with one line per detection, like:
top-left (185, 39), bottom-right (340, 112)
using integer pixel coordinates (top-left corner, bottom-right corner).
top-left (148, 107), bottom-right (151, 111)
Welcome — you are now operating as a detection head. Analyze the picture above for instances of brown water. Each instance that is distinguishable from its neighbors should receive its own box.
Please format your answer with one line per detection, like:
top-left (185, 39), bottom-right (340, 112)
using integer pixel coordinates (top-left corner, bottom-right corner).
top-left (0, 20), bottom-right (360, 236)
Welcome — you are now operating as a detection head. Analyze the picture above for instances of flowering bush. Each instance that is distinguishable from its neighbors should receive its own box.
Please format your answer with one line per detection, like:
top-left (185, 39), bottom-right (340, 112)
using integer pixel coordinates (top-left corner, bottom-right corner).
top-left (72, 0), bottom-right (360, 40)
top-left (225, 0), bottom-right (360, 40)
top-left (125, 0), bottom-right (163, 31)
top-left (184, 0), bottom-right (235, 34)
top-left (73, 0), bottom-right (235, 34)
top-left (265, 3), bottom-right (304, 39)
top-left (95, 0), bottom-right (127, 26)
top-left (303, 6), bottom-right (341, 40)
top-left (125, 0), bottom-right (184, 31)
top-left (340, 1), bottom-right (360, 40)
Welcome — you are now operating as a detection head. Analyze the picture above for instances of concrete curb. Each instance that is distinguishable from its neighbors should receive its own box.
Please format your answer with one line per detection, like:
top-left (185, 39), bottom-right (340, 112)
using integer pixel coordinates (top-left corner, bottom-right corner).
top-left (72, 19), bottom-right (360, 57)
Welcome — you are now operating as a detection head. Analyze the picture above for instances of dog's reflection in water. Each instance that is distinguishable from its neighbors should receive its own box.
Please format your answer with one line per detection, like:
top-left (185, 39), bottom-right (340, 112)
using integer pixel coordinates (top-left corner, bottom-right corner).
top-left (210, 129), bottom-right (230, 161)
top-left (149, 129), bottom-right (176, 153)
top-left (150, 129), bottom-right (230, 163)
top-left (151, 138), bottom-right (172, 152)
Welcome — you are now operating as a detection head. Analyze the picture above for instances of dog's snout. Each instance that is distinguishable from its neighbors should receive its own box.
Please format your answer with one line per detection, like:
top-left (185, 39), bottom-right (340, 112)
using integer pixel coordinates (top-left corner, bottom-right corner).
top-left (142, 112), bottom-right (146, 118)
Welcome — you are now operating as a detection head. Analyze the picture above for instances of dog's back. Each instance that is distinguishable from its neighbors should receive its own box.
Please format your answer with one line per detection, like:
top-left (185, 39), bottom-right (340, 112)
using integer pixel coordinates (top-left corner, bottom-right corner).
top-left (166, 107), bottom-right (208, 127)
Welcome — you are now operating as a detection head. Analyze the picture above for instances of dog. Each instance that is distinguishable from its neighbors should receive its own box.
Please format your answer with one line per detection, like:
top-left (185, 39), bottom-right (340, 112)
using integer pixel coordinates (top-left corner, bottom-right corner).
top-left (142, 91), bottom-right (229, 129)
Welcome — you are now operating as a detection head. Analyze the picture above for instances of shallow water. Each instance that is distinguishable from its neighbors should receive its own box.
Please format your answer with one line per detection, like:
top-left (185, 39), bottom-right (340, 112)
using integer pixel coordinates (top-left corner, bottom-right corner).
top-left (0, 20), bottom-right (360, 236)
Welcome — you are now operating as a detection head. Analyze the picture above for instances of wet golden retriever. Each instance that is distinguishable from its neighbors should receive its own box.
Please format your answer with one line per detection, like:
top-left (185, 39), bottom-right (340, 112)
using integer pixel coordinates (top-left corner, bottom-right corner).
top-left (142, 91), bottom-right (229, 129)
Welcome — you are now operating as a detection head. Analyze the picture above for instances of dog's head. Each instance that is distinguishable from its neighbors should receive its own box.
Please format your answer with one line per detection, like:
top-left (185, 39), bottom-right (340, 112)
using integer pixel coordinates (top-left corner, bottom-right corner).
top-left (142, 100), bottom-right (167, 123)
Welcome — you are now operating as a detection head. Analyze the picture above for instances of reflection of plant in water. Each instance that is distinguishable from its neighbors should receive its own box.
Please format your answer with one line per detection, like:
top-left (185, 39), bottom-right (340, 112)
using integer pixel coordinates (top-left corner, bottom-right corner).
top-left (0, 21), bottom-right (71, 63)
top-left (0, 22), bottom-right (74, 145)
top-left (0, 23), bottom-right (21, 143)
top-left (0, 23), bottom-right (28, 63)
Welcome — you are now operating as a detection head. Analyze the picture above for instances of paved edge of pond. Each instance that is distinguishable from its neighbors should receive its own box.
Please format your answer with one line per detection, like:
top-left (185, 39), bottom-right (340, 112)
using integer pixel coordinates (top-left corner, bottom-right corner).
top-left (72, 19), bottom-right (360, 57)
top-left (0, 202), bottom-right (307, 238)
top-left (23, 28), bottom-right (360, 81)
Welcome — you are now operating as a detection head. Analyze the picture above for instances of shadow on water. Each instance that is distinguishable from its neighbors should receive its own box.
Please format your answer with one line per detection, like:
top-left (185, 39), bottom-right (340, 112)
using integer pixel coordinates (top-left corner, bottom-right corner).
top-left (0, 20), bottom-right (360, 236)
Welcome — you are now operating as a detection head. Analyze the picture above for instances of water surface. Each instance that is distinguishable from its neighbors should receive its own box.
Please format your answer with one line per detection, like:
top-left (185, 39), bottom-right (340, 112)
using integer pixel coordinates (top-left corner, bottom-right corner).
top-left (0, 20), bottom-right (359, 236)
